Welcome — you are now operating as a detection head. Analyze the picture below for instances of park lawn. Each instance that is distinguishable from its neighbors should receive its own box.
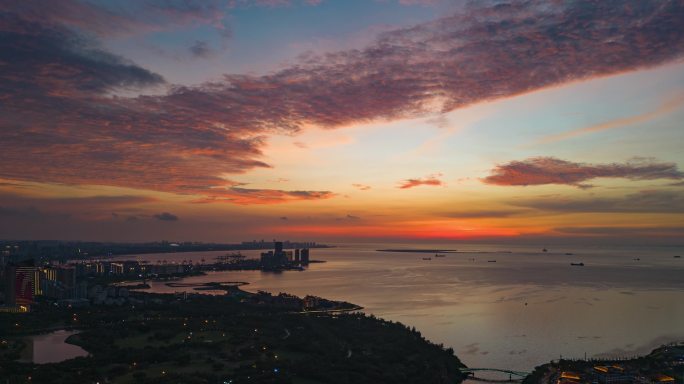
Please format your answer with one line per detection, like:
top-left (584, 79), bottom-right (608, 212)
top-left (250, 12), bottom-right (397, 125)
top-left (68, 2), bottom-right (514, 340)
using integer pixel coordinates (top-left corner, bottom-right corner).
top-left (114, 331), bottom-right (187, 349)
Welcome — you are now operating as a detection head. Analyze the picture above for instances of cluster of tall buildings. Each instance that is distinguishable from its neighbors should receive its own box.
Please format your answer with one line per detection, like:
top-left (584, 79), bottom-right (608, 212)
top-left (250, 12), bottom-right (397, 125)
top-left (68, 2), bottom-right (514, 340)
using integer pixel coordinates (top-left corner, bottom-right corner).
top-left (105, 260), bottom-right (191, 276)
top-left (243, 240), bottom-right (320, 250)
top-left (0, 258), bottom-right (194, 312)
top-left (0, 260), bottom-right (86, 312)
top-left (260, 242), bottom-right (310, 269)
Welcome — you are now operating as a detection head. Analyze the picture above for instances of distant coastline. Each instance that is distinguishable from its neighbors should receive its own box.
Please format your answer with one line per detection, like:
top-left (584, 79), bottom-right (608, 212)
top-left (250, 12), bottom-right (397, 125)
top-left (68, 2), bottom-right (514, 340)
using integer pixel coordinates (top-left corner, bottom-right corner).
top-left (377, 249), bottom-right (459, 253)
top-left (376, 248), bottom-right (512, 254)
top-left (0, 239), bottom-right (333, 262)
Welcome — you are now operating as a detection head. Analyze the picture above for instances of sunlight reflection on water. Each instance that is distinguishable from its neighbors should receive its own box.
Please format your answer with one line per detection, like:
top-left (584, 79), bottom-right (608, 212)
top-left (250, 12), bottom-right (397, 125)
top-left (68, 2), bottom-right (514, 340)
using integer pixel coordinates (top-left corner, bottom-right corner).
top-left (113, 242), bottom-right (684, 371)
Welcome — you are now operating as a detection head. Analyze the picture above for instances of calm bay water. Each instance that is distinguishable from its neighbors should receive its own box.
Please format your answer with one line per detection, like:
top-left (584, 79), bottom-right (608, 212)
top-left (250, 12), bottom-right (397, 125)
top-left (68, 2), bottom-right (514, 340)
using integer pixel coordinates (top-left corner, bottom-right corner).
top-left (113, 243), bottom-right (684, 372)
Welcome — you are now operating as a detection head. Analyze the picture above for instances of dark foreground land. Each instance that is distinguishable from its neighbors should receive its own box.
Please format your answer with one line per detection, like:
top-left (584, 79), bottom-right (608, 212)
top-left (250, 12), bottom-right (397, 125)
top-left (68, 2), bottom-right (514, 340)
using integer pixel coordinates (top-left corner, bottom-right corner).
top-left (0, 292), bottom-right (466, 384)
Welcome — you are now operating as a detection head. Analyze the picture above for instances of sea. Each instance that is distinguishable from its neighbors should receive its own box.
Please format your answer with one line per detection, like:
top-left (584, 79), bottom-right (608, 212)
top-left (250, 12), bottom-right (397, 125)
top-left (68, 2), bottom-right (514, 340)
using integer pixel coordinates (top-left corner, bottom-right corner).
top-left (111, 242), bottom-right (684, 373)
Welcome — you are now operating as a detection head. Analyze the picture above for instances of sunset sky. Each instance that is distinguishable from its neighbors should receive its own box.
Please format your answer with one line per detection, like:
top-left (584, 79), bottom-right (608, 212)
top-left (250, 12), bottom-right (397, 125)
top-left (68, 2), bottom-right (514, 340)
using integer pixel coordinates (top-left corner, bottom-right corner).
top-left (1, 0), bottom-right (683, 243)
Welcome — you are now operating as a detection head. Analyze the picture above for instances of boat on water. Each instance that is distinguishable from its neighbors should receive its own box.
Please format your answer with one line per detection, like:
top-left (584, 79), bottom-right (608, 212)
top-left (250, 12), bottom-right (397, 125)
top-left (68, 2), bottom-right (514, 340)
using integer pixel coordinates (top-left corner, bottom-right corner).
top-left (542, 248), bottom-right (548, 252)
top-left (570, 262), bottom-right (584, 266)
top-left (674, 255), bottom-right (682, 258)
top-left (487, 260), bottom-right (496, 263)
top-left (422, 257), bottom-right (432, 261)
top-left (434, 254), bottom-right (446, 257)
top-left (564, 253), bottom-right (574, 255)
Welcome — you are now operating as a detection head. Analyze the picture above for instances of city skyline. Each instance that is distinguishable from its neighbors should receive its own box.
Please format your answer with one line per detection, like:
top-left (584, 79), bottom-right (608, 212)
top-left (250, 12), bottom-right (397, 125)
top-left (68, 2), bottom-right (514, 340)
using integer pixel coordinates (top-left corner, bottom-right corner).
top-left (1, 0), bottom-right (684, 243)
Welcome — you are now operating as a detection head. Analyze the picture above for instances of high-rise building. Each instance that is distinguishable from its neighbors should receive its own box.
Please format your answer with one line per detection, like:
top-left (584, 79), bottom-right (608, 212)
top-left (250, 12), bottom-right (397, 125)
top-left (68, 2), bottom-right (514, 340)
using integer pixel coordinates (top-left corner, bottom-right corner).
top-left (33, 269), bottom-right (42, 296)
top-left (57, 267), bottom-right (76, 298)
top-left (260, 251), bottom-right (276, 268)
top-left (4, 262), bottom-right (36, 308)
top-left (110, 262), bottom-right (125, 275)
top-left (40, 266), bottom-right (77, 299)
top-left (300, 248), bottom-right (310, 265)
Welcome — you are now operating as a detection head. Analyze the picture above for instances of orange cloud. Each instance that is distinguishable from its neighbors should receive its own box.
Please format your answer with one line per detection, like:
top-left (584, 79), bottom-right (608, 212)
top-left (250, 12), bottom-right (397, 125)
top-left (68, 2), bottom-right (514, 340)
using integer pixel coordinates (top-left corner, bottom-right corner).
top-left (398, 174), bottom-right (443, 189)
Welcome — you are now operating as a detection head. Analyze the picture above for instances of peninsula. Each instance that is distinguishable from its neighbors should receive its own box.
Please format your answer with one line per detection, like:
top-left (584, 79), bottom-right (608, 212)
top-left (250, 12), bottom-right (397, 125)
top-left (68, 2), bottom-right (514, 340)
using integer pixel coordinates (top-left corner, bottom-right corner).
top-left (0, 290), bottom-right (466, 384)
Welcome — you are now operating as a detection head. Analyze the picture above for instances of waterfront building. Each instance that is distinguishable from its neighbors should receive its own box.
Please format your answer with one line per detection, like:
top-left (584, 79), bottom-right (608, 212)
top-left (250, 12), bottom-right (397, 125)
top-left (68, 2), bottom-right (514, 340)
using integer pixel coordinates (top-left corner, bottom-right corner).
top-left (301, 248), bottom-right (310, 265)
top-left (95, 262), bottom-right (109, 275)
top-left (594, 365), bottom-right (634, 384)
top-left (260, 242), bottom-right (292, 269)
top-left (557, 371), bottom-right (582, 384)
top-left (651, 374), bottom-right (675, 383)
top-left (40, 266), bottom-right (78, 300)
top-left (149, 264), bottom-right (185, 275)
top-left (33, 268), bottom-right (42, 296)
top-left (110, 262), bottom-right (125, 275)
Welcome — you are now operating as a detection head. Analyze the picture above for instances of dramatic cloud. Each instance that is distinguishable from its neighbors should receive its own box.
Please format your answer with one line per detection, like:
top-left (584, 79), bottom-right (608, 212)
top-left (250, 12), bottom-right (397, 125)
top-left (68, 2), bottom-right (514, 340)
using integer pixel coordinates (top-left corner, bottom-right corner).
top-left (398, 174), bottom-right (443, 189)
top-left (0, 13), bottom-right (270, 199)
top-left (513, 190), bottom-right (684, 214)
top-left (154, 212), bottom-right (179, 221)
top-left (0, 0), bottom-right (229, 37)
top-left (2, 0), bottom-right (684, 202)
top-left (0, 13), bottom-right (165, 96)
top-left (483, 157), bottom-right (684, 188)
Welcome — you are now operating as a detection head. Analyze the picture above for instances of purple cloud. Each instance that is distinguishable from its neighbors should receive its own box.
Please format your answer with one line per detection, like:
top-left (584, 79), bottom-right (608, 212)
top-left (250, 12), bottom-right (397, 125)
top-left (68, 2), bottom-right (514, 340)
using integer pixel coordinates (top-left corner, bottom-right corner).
top-left (483, 157), bottom-right (684, 188)
top-left (0, 0), bottom-right (230, 37)
top-left (1, 1), bottom-right (684, 202)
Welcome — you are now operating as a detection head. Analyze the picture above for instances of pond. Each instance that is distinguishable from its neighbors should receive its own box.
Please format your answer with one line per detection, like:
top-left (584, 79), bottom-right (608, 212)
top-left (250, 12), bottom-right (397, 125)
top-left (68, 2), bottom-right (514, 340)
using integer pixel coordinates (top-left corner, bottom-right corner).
top-left (20, 329), bottom-right (89, 364)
